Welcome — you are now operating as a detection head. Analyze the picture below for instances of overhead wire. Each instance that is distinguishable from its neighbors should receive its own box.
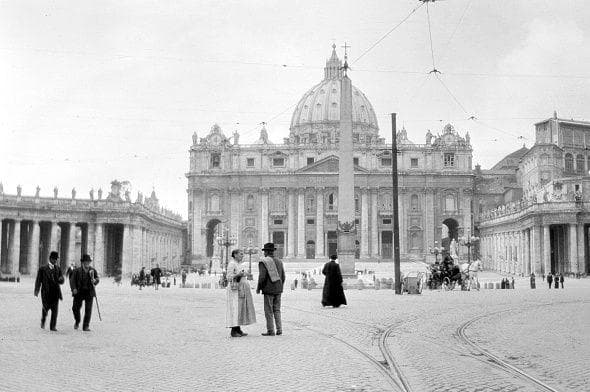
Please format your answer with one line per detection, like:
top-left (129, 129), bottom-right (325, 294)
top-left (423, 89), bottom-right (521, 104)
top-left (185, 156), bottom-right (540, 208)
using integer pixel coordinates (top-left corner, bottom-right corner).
top-left (426, 2), bottom-right (437, 71)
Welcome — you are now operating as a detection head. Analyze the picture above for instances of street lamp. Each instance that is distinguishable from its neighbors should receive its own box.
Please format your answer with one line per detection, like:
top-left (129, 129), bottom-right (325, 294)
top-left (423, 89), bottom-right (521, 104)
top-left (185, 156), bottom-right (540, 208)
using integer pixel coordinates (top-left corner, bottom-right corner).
top-left (244, 240), bottom-right (258, 280)
top-left (216, 228), bottom-right (237, 287)
top-left (429, 240), bottom-right (442, 263)
top-left (459, 234), bottom-right (480, 264)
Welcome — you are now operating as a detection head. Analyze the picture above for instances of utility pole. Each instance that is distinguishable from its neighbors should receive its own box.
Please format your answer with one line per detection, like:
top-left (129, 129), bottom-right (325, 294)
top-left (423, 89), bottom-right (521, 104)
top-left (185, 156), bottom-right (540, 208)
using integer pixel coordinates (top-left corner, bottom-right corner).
top-left (391, 113), bottom-right (402, 294)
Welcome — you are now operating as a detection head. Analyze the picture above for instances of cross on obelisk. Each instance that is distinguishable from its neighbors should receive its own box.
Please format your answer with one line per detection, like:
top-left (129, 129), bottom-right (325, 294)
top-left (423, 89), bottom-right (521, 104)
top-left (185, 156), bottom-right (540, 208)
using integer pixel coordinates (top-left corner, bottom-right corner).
top-left (337, 42), bottom-right (356, 277)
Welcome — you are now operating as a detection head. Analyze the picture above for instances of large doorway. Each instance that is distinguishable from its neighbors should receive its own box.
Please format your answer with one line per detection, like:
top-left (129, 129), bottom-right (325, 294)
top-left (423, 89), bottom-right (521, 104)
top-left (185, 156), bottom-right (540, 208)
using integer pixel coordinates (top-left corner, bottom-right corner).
top-left (441, 218), bottom-right (459, 253)
top-left (381, 231), bottom-right (392, 259)
top-left (327, 231), bottom-right (338, 257)
top-left (272, 231), bottom-right (285, 258)
top-left (550, 225), bottom-right (567, 274)
top-left (206, 219), bottom-right (221, 257)
top-left (306, 240), bottom-right (315, 259)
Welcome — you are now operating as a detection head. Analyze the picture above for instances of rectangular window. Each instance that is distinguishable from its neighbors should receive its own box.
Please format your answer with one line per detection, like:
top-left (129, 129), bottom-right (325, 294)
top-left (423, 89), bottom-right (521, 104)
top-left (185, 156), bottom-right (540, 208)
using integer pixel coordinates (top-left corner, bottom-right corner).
top-left (381, 158), bottom-right (392, 166)
top-left (273, 219), bottom-right (283, 225)
top-left (306, 219), bottom-right (315, 225)
top-left (382, 219), bottom-right (392, 225)
top-left (443, 153), bottom-right (455, 167)
top-left (411, 158), bottom-right (418, 167)
top-left (246, 158), bottom-right (255, 167)
top-left (210, 153), bottom-right (221, 168)
top-left (353, 157), bottom-right (359, 165)
top-left (272, 157), bottom-right (285, 167)
top-left (307, 157), bottom-right (315, 165)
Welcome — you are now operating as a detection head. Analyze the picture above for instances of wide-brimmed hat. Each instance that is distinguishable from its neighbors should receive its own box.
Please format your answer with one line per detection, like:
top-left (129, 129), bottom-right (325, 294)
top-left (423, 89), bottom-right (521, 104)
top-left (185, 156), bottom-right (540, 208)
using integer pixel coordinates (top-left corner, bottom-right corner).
top-left (262, 242), bottom-right (276, 251)
top-left (80, 254), bottom-right (92, 263)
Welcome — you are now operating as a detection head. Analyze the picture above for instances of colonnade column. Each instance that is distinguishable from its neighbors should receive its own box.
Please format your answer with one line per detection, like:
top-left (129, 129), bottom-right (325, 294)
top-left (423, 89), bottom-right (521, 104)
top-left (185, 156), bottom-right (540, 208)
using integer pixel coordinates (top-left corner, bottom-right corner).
top-left (370, 189), bottom-right (379, 257)
top-left (122, 224), bottom-right (132, 275)
top-left (315, 188), bottom-right (325, 259)
top-left (260, 189), bottom-right (269, 246)
top-left (49, 221), bottom-right (58, 254)
top-left (360, 188), bottom-right (369, 258)
top-left (297, 189), bottom-right (305, 257)
top-left (68, 222), bottom-right (77, 265)
top-left (28, 221), bottom-right (40, 274)
top-left (287, 189), bottom-right (295, 257)
top-left (0, 220), bottom-right (3, 269)
top-left (94, 223), bottom-right (104, 275)
top-left (192, 190), bottom-right (203, 258)
top-left (9, 220), bottom-right (21, 274)
top-left (569, 223), bottom-right (578, 274)
top-left (576, 224), bottom-right (585, 275)
top-left (543, 225), bottom-right (551, 274)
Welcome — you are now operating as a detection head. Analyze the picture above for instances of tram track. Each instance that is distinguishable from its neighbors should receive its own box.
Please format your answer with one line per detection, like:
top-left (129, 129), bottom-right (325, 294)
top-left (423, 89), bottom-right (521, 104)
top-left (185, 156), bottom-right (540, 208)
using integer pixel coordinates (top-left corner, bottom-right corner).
top-left (455, 300), bottom-right (590, 392)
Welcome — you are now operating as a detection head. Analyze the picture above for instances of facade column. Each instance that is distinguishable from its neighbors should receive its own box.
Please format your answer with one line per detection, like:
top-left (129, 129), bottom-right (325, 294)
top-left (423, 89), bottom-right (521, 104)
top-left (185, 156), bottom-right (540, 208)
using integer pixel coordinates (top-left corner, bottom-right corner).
top-left (315, 188), bottom-right (325, 259)
top-left (94, 223), bottom-right (104, 275)
top-left (543, 225), bottom-right (551, 274)
top-left (287, 189), bottom-right (296, 257)
top-left (523, 229), bottom-right (530, 276)
top-left (9, 220), bottom-right (21, 275)
top-left (360, 188), bottom-right (369, 258)
top-left (569, 223), bottom-right (577, 274)
top-left (260, 189), bottom-right (269, 246)
top-left (230, 188), bottom-right (241, 246)
top-left (297, 189), bottom-right (305, 257)
top-left (370, 189), bottom-right (379, 257)
top-left (28, 221), bottom-right (40, 275)
top-left (68, 222), bottom-right (77, 266)
top-left (0, 220), bottom-right (3, 271)
top-left (531, 225), bottom-right (541, 275)
top-left (424, 190), bottom-right (435, 257)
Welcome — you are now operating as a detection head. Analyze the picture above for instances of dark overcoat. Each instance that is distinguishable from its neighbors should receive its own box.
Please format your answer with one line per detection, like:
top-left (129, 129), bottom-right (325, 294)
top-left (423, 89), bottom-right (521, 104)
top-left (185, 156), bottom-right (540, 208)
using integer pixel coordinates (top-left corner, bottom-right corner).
top-left (321, 261), bottom-right (347, 307)
top-left (34, 265), bottom-right (64, 304)
top-left (70, 267), bottom-right (100, 297)
top-left (257, 257), bottom-right (285, 295)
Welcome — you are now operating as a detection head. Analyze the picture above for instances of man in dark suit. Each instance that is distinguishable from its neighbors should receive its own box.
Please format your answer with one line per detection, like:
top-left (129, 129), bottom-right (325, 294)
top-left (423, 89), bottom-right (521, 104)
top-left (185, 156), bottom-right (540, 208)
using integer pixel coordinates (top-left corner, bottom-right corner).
top-left (70, 254), bottom-right (100, 331)
top-left (34, 251), bottom-right (64, 331)
top-left (256, 243), bottom-right (285, 336)
top-left (151, 264), bottom-right (162, 290)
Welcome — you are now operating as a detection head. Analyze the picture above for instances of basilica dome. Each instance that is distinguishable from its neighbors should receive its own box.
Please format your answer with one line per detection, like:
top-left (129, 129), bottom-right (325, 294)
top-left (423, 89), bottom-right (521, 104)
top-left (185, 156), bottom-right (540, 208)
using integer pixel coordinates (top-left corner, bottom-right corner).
top-left (289, 45), bottom-right (380, 145)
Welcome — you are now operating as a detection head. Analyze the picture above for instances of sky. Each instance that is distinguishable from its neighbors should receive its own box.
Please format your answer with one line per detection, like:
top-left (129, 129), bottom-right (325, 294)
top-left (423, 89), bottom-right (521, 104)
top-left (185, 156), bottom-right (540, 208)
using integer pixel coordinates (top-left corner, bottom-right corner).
top-left (1, 0), bottom-right (589, 218)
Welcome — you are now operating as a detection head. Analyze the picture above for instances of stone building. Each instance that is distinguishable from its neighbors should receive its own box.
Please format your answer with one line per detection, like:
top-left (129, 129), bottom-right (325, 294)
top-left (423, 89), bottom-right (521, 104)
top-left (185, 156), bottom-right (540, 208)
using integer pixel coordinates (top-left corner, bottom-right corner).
top-left (187, 46), bottom-right (475, 263)
top-left (478, 112), bottom-right (590, 276)
top-left (0, 180), bottom-right (185, 277)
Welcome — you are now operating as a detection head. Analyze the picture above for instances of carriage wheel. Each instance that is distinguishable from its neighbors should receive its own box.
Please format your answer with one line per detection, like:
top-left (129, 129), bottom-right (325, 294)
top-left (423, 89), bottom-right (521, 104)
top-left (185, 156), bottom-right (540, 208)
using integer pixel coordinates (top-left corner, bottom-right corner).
top-left (443, 277), bottom-right (451, 290)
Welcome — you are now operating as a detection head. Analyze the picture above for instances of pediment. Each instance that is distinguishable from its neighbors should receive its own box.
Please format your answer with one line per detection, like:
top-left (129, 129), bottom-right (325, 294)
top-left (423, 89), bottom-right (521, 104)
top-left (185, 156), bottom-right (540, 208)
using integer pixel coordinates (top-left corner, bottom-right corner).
top-left (297, 155), bottom-right (369, 173)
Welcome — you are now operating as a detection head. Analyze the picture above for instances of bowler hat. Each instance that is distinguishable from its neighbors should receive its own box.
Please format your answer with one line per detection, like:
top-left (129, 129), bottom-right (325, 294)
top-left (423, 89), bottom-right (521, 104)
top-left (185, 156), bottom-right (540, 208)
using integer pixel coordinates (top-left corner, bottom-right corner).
top-left (80, 254), bottom-right (92, 263)
top-left (262, 242), bottom-right (276, 251)
top-left (49, 251), bottom-right (59, 261)
top-left (330, 254), bottom-right (338, 260)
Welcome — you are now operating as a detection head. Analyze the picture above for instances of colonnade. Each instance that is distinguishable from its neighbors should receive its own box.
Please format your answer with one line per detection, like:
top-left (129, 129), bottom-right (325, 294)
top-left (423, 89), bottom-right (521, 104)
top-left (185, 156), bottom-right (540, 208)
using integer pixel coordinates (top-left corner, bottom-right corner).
top-left (0, 218), bottom-right (183, 277)
top-left (480, 223), bottom-right (585, 275)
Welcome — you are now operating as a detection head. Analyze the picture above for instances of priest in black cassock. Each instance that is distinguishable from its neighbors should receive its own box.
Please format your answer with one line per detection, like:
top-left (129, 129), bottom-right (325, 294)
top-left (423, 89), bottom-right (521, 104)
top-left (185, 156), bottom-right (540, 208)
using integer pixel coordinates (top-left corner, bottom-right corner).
top-left (321, 255), bottom-right (347, 308)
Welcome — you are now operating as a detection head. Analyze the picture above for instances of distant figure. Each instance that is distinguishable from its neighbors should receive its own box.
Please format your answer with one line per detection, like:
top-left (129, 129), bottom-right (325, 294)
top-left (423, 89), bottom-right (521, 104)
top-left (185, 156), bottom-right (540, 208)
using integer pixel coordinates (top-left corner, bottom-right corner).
top-left (139, 267), bottom-right (146, 290)
top-left (530, 273), bottom-right (536, 289)
top-left (34, 251), bottom-right (64, 331)
top-left (293, 277), bottom-right (298, 289)
top-left (554, 274), bottom-right (559, 289)
top-left (151, 264), bottom-right (162, 290)
top-left (321, 255), bottom-right (347, 308)
top-left (511, 277), bottom-right (515, 289)
top-left (181, 269), bottom-right (187, 286)
top-left (547, 273), bottom-right (553, 289)
top-left (501, 278), bottom-right (506, 289)
top-left (559, 273), bottom-right (564, 289)
top-left (256, 243), bottom-right (285, 336)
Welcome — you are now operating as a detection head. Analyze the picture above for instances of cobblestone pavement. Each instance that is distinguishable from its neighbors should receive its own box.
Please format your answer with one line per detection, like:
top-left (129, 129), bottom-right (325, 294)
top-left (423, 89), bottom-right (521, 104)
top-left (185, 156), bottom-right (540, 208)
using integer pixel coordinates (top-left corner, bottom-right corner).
top-left (1, 272), bottom-right (589, 392)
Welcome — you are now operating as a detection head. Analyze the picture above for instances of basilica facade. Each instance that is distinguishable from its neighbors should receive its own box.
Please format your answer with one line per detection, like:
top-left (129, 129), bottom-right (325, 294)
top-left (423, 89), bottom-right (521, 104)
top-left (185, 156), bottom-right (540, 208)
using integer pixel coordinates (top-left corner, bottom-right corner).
top-left (187, 47), bottom-right (475, 263)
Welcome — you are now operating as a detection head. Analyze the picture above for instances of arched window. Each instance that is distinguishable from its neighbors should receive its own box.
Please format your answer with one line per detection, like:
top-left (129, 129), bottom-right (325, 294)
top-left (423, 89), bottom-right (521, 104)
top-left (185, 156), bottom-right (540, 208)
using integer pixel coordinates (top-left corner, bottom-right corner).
top-left (410, 194), bottom-right (420, 211)
top-left (565, 153), bottom-right (574, 172)
top-left (209, 194), bottom-right (220, 212)
top-left (576, 154), bottom-right (585, 174)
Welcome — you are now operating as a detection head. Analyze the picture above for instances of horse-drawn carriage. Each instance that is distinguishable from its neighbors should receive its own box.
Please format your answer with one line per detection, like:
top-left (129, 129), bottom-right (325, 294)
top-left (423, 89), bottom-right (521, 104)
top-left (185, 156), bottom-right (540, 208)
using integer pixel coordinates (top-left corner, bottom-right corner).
top-left (427, 256), bottom-right (480, 291)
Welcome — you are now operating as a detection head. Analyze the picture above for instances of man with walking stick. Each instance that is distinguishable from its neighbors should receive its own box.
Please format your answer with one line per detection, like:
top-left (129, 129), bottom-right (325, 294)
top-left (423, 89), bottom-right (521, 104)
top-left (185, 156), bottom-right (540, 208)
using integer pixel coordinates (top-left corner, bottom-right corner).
top-left (70, 254), bottom-right (100, 331)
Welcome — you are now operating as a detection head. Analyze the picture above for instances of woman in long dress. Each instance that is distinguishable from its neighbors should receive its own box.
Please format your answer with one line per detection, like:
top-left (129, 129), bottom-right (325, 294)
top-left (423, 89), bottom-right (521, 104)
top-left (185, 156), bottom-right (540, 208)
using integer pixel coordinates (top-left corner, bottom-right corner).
top-left (226, 249), bottom-right (255, 337)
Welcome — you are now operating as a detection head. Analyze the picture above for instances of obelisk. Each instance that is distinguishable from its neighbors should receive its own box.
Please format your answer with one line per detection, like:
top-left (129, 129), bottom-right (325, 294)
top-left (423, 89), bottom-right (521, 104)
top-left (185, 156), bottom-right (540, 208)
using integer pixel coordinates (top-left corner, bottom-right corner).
top-left (337, 47), bottom-right (356, 277)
